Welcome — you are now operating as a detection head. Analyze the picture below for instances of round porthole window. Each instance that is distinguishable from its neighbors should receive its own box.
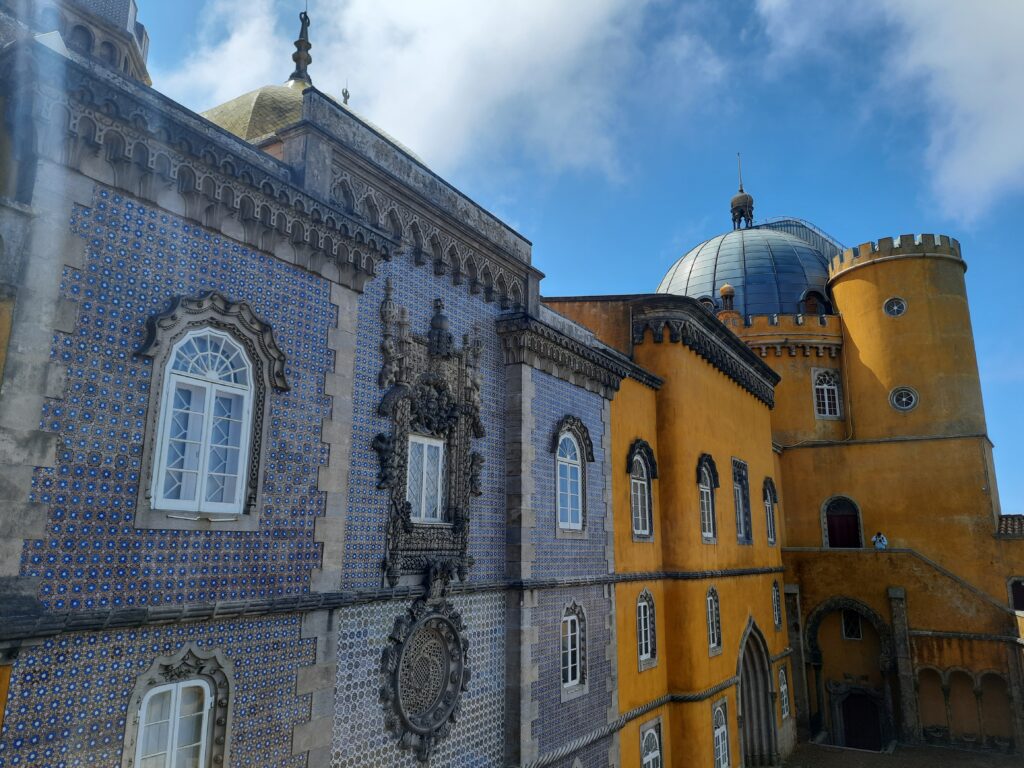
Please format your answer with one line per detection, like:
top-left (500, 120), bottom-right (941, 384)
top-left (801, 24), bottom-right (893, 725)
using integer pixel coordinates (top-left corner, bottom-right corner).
top-left (889, 387), bottom-right (918, 412)
top-left (884, 297), bottom-right (907, 317)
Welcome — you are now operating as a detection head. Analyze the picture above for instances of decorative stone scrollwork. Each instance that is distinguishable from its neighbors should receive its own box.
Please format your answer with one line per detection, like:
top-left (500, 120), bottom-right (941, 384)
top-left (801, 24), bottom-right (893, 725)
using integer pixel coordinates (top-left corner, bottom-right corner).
top-left (626, 438), bottom-right (658, 478)
top-left (380, 595), bottom-right (471, 762)
top-left (373, 285), bottom-right (485, 586)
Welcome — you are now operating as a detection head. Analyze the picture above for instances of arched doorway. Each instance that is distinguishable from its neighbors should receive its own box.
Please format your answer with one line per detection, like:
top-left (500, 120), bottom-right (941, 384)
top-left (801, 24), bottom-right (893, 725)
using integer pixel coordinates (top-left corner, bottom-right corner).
top-left (738, 619), bottom-right (778, 766)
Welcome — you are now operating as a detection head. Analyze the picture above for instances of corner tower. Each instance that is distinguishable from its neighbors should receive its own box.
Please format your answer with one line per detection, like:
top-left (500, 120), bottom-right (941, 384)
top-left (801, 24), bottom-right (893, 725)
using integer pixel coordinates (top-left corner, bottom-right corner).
top-left (828, 234), bottom-right (986, 439)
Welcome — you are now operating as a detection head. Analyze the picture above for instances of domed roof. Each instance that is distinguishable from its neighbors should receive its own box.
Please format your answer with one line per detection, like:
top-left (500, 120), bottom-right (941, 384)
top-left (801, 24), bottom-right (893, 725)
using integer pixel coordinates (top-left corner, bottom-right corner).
top-left (657, 226), bottom-right (830, 316)
top-left (202, 82), bottom-right (305, 141)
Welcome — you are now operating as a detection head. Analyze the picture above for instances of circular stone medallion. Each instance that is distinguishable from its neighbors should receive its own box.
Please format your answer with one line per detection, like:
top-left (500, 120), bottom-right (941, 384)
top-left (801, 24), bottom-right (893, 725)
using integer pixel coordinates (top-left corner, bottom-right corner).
top-left (382, 599), bottom-right (470, 760)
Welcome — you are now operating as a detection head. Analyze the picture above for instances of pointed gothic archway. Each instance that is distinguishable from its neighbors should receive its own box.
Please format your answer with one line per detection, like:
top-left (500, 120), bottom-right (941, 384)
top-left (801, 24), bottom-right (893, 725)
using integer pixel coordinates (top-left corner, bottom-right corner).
top-left (738, 618), bottom-right (778, 766)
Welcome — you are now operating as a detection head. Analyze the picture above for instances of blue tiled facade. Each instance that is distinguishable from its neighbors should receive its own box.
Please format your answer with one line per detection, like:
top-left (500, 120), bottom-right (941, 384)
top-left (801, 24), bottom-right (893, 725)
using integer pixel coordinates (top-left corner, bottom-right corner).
top-left (25, 190), bottom-right (332, 609)
top-left (531, 585), bottom-right (614, 755)
top-left (529, 369), bottom-right (609, 579)
top-left (0, 614), bottom-right (312, 767)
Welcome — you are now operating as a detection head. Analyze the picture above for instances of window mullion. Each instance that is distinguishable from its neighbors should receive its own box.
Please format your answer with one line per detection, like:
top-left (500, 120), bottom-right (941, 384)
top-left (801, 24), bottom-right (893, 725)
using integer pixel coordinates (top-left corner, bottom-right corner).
top-left (166, 683), bottom-right (180, 768)
top-left (194, 381), bottom-right (216, 512)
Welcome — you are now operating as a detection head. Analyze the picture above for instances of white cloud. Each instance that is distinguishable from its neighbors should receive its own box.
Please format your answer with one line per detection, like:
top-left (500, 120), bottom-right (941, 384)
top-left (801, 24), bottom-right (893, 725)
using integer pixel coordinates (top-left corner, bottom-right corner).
top-left (153, 0), bottom-right (289, 113)
top-left (151, 0), bottom-right (726, 177)
top-left (754, 0), bottom-right (1024, 223)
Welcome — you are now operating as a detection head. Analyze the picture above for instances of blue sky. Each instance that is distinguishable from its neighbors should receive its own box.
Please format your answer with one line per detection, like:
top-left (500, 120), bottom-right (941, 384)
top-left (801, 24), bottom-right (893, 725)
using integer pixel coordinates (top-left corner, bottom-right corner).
top-left (140, 0), bottom-right (1024, 512)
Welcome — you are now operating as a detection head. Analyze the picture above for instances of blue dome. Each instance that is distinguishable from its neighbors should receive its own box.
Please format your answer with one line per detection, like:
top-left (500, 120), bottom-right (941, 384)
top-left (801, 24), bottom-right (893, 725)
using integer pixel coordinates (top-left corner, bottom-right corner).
top-left (657, 226), bottom-right (831, 316)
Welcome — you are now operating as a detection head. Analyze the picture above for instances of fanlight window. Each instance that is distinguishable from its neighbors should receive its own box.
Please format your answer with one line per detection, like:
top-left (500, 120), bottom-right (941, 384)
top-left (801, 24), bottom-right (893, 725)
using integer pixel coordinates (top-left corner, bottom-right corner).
top-left (707, 587), bottom-right (722, 653)
top-left (153, 329), bottom-right (253, 515)
top-left (814, 370), bottom-right (841, 418)
top-left (136, 680), bottom-right (211, 768)
top-left (557, 434), bottom-right (583, 529)
top-left (631, 457), bottom-right (652, 536)
top-left (561, 613), bottom-right (581, 686)
top-left (406, 434), bottom-right (445, 522)
top-left (641, 728), bottom-right (662, 768)
top-left (699, 465), bottom-right (716, 541)
top-left (713, 704), bottom-right (730, 768)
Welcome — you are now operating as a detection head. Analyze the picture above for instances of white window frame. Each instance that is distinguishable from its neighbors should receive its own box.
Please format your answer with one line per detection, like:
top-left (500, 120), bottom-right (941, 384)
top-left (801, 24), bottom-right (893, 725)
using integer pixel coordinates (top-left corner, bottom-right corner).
top-left (699, 465), bottom-right (716, 541)
top-left (561, 614), bottom-right (581, 687)
top-left (152, 328), bottom-right (254, 516)
top-left (406, 433), bottom-right (446, 523)
top-left (764, 485), bottom-right (777, 545)
top-left (772, 581), bottom-right (782, 629)
top-left (641, 725), bottom-right (662, 768)
top-left (713, 701), bottom-right (730, 768)
top-left (813, 369), bottom-right (842, 419)
top-left (707, 587), bottom-right (722, 654)
top-left (557, 433), bottom-right (583, 530)
top-left (637, 599), bottom-right (652, 661)
top-left (732, 459), bottom-right (751, 544)
top-left (779, 668), bottom-right (791, 719)
top-left (136, 679), bottom-right (212, 768)
top-left (631, 457), bottom-right (652, 537)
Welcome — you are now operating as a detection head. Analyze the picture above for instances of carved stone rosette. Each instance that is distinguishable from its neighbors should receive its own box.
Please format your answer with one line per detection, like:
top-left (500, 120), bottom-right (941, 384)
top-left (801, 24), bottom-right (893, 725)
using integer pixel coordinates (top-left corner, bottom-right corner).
top-left (380, 595), bottom-right (471, 762)
top-left (373, 280), bottom-right (484, 586)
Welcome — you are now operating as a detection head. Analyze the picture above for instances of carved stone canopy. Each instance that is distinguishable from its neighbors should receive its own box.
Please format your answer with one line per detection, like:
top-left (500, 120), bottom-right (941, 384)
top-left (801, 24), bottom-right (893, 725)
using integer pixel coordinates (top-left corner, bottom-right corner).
top-left (551, 415), bottom-right (595, 462)
top-left (139, 291), bottom-right (289, 392)
top-left (626, 438), bottom-right (658, 479)
top-left (373, 281), bottom-right (485, 586)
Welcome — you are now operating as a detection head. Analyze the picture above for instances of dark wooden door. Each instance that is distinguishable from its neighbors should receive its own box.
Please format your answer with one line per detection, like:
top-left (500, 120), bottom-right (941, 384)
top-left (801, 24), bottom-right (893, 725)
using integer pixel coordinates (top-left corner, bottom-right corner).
top-left (842, 693), bottom-right (882, 751)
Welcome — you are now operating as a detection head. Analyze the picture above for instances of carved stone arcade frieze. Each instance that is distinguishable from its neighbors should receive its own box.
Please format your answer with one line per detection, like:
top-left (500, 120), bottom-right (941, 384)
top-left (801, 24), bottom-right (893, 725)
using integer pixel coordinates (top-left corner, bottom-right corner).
top-left (372, 279), bottom-right (484, 587)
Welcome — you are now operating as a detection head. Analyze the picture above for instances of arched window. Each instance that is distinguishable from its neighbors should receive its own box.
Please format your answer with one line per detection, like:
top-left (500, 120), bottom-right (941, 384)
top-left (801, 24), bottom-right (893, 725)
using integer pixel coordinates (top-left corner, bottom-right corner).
top-left (824, 496), bottom-right (862, 548)
top-left (153, 329), bottom-right (253, 515)
top-left (557, 433), bottom-right (583, 530)
top-left (631, 457), bottom-right (652, 536)
top-left (123, 646), bottom-right (232, 768)
top-left (66, 24), bottom-right (93, 53)
top-left (772, 581), bottom-right (782, 629)
top-left (779, 668), bottom-right (791, 719)
top-left (813, 369), bottom-right (842, 419)
top-left (637, 589), bottom-right (656, 667)
top-left (641, 726), bottom-right (662, 768)
top-left (560, 603), bottom-right (586, 691)
top-left (98, 41), bottom-right (118, 66)
top-left (697, 454), bottom-right (719, 542)
top-left (803, 291), bottom-right (830, 315)
top-left (713, 701), bottom-right (730, 768)
top-left (732, 459), bottom-right (751, 545)
top-left (763, 478), bottom-right (778, 545)
top-left (707, 587), bottom-right (722, 654)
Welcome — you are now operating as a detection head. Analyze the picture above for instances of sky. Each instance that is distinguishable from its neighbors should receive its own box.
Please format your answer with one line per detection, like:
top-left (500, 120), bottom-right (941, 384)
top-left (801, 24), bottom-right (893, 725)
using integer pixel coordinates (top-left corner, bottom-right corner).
top-left (140, 0), bottom-right (1024, 512)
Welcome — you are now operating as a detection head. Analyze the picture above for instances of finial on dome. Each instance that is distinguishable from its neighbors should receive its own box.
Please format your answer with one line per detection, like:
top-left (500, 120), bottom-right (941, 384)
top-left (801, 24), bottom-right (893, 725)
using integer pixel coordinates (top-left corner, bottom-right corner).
top-left (719, 283), bottom-right (736, 311)
top-left (288, 10), bottom-right (313, 85)
top-left (731, 153), bottom-right (754, 230)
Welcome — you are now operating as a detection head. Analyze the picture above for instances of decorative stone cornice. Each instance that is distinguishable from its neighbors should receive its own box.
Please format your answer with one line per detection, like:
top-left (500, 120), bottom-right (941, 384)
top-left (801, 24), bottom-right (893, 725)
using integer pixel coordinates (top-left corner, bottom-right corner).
top-left (630, 296), bottom-right (779, 407)
top-left (751, 342), bottom-right (841, 359)
top-left (496, 311), bottom-right (641, 400)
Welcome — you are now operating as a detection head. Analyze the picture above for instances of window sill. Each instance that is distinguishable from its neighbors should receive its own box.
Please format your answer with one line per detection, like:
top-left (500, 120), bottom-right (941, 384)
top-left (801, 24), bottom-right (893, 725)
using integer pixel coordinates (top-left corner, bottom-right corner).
top-left (639, 656), bottom-right (658, 673)
top-left (701, 536), bottom-right (718, 545)
top-left (556, 526), bottom-right (587, 540)
top-left (560, 680), bottom-right (588, 702)
top-left (134, 503), bottom-right (260, 532)
top-left (632, 532), bottom-right (655, 544)
top-left (411, 519), bottom-right (453, 527)
top-left (709, 645), bottom-right (723, 658)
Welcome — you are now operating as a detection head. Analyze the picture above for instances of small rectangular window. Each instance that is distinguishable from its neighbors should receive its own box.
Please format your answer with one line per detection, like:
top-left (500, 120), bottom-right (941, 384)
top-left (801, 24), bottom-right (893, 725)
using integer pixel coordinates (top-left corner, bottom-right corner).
top-left (407, 435), bottom-right (445, 522)
top-left (732, 460), bottom-right (751, 544)
top-left (841, 609), bottom-right (863, 640)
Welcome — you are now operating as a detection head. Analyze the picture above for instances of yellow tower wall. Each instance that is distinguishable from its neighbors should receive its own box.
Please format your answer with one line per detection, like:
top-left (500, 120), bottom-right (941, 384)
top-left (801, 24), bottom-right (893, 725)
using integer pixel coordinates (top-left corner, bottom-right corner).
top-left (828, 234), bottom-right (985, 439)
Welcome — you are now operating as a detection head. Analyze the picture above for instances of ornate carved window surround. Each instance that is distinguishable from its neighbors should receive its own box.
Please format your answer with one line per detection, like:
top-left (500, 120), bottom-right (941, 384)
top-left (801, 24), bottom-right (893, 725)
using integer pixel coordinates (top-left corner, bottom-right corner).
top-left (136, 292), bottom-right (288, 532)
top-left (551, 415), bottom-right (595, 540)
top-left (561, 600), bottom-right (589, 702)
top-left (121, 644), bottom-right (234, 768)
top-left (372, 281), bottom-right (485, 586)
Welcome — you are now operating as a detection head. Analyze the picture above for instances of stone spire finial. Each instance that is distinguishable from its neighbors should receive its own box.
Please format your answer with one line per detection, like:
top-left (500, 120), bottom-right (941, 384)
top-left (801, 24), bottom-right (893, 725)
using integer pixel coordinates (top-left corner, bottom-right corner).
top-left (288, 11), bottom-right (312, 85)
top-left (731, 153), bottom-right (754, 230)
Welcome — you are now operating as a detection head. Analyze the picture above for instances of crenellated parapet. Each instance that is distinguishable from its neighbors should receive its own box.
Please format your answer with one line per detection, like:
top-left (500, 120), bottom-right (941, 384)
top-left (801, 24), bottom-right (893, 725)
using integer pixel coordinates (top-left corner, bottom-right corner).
top-left (829, 234), bottom-right (963, 280)
top-left (738, 313), bottom-right (844, 359)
